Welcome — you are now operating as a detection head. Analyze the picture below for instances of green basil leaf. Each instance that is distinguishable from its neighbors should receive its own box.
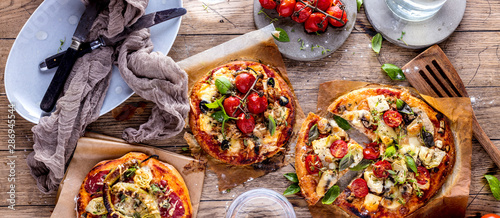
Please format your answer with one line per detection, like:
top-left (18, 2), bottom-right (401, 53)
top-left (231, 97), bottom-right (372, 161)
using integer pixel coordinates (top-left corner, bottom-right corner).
top-left (357, 0), bottom-right (363, 11)
top-left (211, 111), bottom-right (226, 123)
top-left (322, 185), bottom-right (340, 204)
top-left (272, 28), bottom-right (290, 42)
top-left (205, 100), bottom-right (221, 109)
top-left (384, 146), bottom-right (396, 158)
top-left (215, 76), bottom-right (232, 94)
top-left (283, 183), bottom-right (300, 196)
top-left (396, 99), bottom-right (404, 110)
top-left (382, 63), bottom-right (406, 81)
top-left (350, 159), bottom-right (371, 171)
top-left (405, 155), bottom-right (418, 173)
top-left (284, 173), bottom-right (299, 183)
top-left (371, 33), bottom-right (382, 54)
top-left (268, 115), bottom-right (276, 136)
top-left (339, 153), bottom-right (354, 171)
top-left (485, 175), bottom-right (500, 200)
top-left (308, 124), bottom-right (319, 143)
top-left (333, 115), bottom-right (351, 130)
top-left (387, 170), bottom-right (397, 175)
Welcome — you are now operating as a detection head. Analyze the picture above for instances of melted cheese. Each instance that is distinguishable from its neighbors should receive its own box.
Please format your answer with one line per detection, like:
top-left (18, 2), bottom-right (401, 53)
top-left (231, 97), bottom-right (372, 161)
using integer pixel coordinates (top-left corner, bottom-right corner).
top-left (228, 138), bottom-right (243, 154)
top-left (367, 95), bottom-right (390, 112)
top-left (364, 170), bottom-right (384, 194)
top-left (197, 83), bottom-right (218, 101)
top-left (342, 110), bottom-right (371, 128)
top-left (376, 121), bottom-right (397, 146)
top-left (199, 114), bottom-right (214, 133)
top-left (363, 193), bottom-right (382, 212)
top-left (399, 137), bottom-right (422, 159)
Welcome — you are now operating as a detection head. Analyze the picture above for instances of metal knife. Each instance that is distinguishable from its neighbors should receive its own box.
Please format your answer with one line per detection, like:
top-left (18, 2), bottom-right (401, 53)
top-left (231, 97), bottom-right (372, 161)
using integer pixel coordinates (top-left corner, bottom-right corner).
top-left (38, 8), bottom-right (187, 71)
top-left (40, 1), bottom-right (106, 112)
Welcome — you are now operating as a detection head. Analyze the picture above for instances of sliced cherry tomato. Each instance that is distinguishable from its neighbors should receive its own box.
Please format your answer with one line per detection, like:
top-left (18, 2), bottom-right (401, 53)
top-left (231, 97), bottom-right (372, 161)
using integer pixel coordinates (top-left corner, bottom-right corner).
top-left (351, 178), bottom-right (369, 198)
top-left (235, 73), bottom-right (256, 94)
top-left (482, 214), bottom-right (500, 218)
top-left (326, 5), bottom-right (348, 27)
top-left (223, 96), bottom-right (242, 117)
top-left (247, 92), bottom-right (268, 114)
top-left (277, 0), bottom-right (296, 17)
top-left (330, 140), bottom-right (348, 158)
top-left (416, 166), bottom-right (430, 185)
top-left (236, 113), bottom-right (255, 134)
top-left (373, 160), bottom-right (392, 178)
top-left (363, 146), bottom-right (380, 160)
top-left (291, 2), bottom-right (312, 23)
top-left (304, 12), bottom-right (328, 33)
top-left (383, 110), bottom-right (403, 128)
top-left (309, 0), bottom-right (333, 11)
top-left (259, 0), bottom-right (277, 9)
top-left (305, 154), bottom-right (323, 174)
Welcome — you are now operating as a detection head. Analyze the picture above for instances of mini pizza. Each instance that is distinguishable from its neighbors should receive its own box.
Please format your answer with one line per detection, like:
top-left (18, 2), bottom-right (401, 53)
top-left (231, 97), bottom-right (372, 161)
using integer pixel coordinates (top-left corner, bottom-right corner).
top-left (189, 61), bottom-right (296, 165)
top-left (76, 152), bottom-right (192, 218)
top-left (296, 87), bottom-right (455, 217)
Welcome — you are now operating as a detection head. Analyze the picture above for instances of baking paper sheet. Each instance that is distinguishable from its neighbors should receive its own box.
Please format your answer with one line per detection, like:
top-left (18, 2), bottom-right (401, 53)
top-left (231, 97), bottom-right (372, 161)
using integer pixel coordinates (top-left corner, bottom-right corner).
top-left (310, 80), bottom-right (472, 217)
top-left (178, 24), bottom-right (306, 191)
top-left (51, 133), bottom-right (205, 218)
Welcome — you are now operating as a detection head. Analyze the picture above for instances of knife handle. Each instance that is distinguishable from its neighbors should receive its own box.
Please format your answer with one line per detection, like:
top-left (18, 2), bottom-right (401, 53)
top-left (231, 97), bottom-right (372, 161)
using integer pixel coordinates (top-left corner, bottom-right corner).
top-left (39, 42), bottom-right (92, 71)
top-left (40, 43), bottom-right (80, 112)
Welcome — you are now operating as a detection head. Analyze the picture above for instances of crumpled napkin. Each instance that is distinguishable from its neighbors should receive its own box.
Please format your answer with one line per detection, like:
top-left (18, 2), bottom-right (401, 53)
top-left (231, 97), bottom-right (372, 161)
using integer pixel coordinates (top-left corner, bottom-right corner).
top-left (26, 0), bottom-right (189, 193)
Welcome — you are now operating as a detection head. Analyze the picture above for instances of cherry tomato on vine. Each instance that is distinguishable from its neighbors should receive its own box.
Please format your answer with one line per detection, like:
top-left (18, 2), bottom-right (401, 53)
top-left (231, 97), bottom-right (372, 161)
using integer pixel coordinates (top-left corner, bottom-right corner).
top-left (309, 0), bottom-right (333, 11)
top-left (235, 73), bottom-right (256, 94)
top-left (482, 214), bottom-right (500, 218)
top-left (304, 12), bottom-right (328, 33)
top-left (259, 0), bottom-right (277, 9)
top-left (223, 96), bottom-right (241, 117)
top-left (351, 178), bottom-right (369, 198)
top-left (363, 146), bottom-right (380, 160)
top-left (326, 5), bottom-right (348, 27)
top-left (305, 154), bottom-right (323, 174)
top-left (247, 93), bottom-right (268, 114)
top-left (332, 0), bottom-right (342, 6)
top-left (330, 140), bottom-right (348, 158)
top-left (277, 0), bottom-right (296, 17)
top-left (236, 113), bottom-right (255, 134)
top-left (291, 2), bottom-right (312, 23)
top-left (383, 110), bottom-right (403, 128)
top-left (416, 166), bottom-right (430, 185)
top-left (373, 160), bottom-right (392, 178)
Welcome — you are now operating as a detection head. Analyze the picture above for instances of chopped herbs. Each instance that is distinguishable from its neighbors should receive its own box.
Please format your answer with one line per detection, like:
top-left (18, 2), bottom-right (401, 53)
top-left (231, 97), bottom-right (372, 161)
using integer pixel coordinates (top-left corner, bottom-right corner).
top-left (202, 3), bottom-right (209, 12)
top-left (58, 37), bottom-right (66, 53)
top-left (272, 27), bottom-right (290, 42)
top-left (485, 175), bottom-right (500, 200)
top-left (397, 31), bottom-right (408, 46)
top-left (258, 9), bottom-right (279, 23)
top-left (381, 63), bottom-right (406, 81)
top-left (150, 184), bottom-right (161, 194)
top-left (181, 147), bottom-right (189, 152)
top-left (124, 165), bottom-right (138, 178)
top-left (371, 33), bottom-right (383, 54)
top-left (322, 185), bottom-right (340, 204)
top-left (298, 38), bottom-right (305, 50)
top-left (311, 44), bottom-right (331, 55)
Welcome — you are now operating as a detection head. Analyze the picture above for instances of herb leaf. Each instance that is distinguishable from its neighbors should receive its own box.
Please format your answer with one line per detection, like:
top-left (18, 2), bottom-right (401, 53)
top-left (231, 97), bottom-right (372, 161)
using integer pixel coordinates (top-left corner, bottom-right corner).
top-left (211, 110), bottom-right (226, 123)
top-left (333, 115), bottom-right (351, 130)
top-left (272, 28), bottom-right (290, 42)
top-left (485, 175), bottom-right (500, 200)
top-left (283, 183), bottom-right (301, 196)
top-left (268, 115), bottom-right (276, 136)
top-left (387, 170), bottom-right (397, 175)
top-left (405, 155), bottom-right (418, 173)
top-left (382, 63), bottom-right (406, 81)
top-left (385, 146), bottom-right (396, 158)
top-left (357, 0), bottom-right (363, 11)
top-left (284, 173), bottom-right (299, 183)
top-left (308, 124), bottom-right (319, 144)
top-left (205, 97), bottom-right (224, 109)
top-left (322, 185), bottom-right (340, 204)
top-left (339, 153), bottom-right (354, 171)
top-left (371, 33), bottom-right (383, 54)
top-left (215, 76), bottom-right (232, 94)
top-left (351, 159), bottom-right (372, 171)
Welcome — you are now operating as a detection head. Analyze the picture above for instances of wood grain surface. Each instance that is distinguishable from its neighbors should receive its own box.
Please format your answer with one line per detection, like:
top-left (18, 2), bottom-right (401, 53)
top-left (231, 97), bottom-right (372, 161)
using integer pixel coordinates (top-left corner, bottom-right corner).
top-left (1, 0), bottom-right (500, 217)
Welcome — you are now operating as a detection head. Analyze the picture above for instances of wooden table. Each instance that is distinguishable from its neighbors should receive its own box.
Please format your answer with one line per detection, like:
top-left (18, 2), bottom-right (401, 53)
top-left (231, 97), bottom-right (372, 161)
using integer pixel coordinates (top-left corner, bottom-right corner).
top-left (1, 0), bottom-right (499, 217)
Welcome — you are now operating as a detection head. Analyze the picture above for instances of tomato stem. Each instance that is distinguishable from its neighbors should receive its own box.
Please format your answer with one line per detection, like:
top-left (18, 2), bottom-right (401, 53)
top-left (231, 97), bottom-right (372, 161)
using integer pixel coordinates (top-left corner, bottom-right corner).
top-left (296, 0), bottom-right (346, 25)
top-left (232, 72), bottom-right (263, 117)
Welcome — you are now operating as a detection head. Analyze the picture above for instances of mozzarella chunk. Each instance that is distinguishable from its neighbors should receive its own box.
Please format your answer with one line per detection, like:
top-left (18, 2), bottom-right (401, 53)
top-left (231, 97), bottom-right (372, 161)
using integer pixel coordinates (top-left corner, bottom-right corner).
top-left (341, 110), bottom-right (371, 129)
top-left (197, 83), bottom-right (218, 101)
top-left (376, 121), bottom-right (397, 146)
top-left (364, 170), bottom-right (384, 194)
top-left (399, 137), bottom-right (422, 159)
top-left (363, 193), bottom-right (382, 212)
top-left (228, 138), bottom-right (243, 154)
top-left (199, 114), bottom-right (215, 133)
top-left (316, 170), bottom-right (338, 197)
top-left (348, 142), bottom-right (364, 168)
top-left (367, 95), bottom-right (390, 112)
top-left (435, 140), bottom-right (443, 149)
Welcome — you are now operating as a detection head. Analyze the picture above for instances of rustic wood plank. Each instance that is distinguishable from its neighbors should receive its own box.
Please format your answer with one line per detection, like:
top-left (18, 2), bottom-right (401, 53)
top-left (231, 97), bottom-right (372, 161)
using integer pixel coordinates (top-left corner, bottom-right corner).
top-left (0, 205), bottom-right (54, 216)
top-left (0, 0), bottom-right (43, 38)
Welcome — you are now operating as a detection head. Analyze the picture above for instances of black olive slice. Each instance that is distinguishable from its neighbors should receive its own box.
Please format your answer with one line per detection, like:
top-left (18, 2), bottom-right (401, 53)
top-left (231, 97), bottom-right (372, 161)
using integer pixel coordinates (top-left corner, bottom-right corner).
top-left (199, 100), bottom-right (209, 113)
top-left (267, 77), bottom-right (275, 88)
top-left (279, 96), bottom-right (289, 106)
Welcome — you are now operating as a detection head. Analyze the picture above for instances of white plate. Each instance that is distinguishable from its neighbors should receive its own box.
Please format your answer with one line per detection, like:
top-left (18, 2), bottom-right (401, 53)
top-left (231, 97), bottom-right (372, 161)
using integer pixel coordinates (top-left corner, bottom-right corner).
top-left (4, 0), bottom-right (183, 124)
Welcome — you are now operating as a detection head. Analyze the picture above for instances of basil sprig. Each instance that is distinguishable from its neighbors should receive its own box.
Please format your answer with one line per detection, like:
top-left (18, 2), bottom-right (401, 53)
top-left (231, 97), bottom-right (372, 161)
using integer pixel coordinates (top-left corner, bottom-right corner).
top-left (371, 33), bottom-right (382, 54)
top-left (283, 173), bottom-right (301, 196)
top-left (284, 173), bottom-right (299, 183)
top-left (339, 153), bottom-right (354, 171)
top-left (215, 76), bottom-right (232, 94)
top-left (322, 185), bottom-right (340, 204)
top-left (405, 155), bottom-right (418, 173)
top-left (382, 63), bottom-right (406, 81)
top-left (333, 115), bottom-right (351, 130)
top-left (205, 97), bottom-right (224, 109)
top-left (210, 98), bottom-right (236, 138)
top-left (396, 99), bottom-right (414, 115)
top-left (485, 175), bottom-right (500, 200)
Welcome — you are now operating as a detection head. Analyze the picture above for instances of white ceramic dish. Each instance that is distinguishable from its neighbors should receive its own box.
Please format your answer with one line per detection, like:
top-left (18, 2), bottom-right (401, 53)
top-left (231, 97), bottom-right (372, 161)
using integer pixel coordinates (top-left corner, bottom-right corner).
top-left (4, 0), bottom-right (183, 123)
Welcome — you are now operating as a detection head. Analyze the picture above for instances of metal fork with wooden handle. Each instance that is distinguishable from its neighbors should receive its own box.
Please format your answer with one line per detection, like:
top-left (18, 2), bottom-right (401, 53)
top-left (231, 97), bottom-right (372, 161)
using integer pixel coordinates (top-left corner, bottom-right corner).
top-left (402, 44), bottom-right (500, 168)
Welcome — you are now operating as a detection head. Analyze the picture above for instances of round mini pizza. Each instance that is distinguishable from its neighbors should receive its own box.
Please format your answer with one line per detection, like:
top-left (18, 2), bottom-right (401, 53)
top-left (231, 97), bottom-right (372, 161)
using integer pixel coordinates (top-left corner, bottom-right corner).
top-left (295, 87), bottom-right (455, 217)
top-left (189, 61), bottom-right (296, 165)
top-left (76, 152), bottom-right (192, 218)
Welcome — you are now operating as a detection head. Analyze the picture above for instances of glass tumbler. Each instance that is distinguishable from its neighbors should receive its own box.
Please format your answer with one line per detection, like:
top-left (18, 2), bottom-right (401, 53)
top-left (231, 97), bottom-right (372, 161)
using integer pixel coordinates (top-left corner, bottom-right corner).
top-left (225, 188), bottom-right (296, 218)
top-left (385, 0), bottom-right (447, 22)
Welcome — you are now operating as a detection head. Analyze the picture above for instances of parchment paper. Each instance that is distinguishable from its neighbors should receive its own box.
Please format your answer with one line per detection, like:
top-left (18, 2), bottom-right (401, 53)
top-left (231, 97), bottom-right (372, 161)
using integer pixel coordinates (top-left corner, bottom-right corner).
top-left (178, 24), bottom-right (306, 191)
top-left (51, 134), bottom-right (205, 218)
top-left (310, 80), bottom-right (472, 217)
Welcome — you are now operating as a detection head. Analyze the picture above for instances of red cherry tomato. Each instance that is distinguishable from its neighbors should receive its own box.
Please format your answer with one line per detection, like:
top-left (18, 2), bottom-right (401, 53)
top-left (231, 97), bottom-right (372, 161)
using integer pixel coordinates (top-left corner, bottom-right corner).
top-left (223, 96), bottom-right (241, 117)
top-left (259, 0), bottom-right (277, 9)
top-left (351, 178), bottom-right (369, 198)
top-left (330, 140), bottom-right (348, 158)
top-left (326, 5), bottom-right (348, 27)
top-left (236, 113), bottom-right (255, 134)
top-left (332, 0), bottom-right (342, 6)
top-left (363, 146), bottom-right (380, 160)
top-left (84, 170), bottom-right (109, 194)
top-left (277, 0), bottom-right (296, 17)
top-left (235, 73), bottom-right (256, 94)
top-left (309, 0), bottom-right (333, 11)
top-left (482, 214), bottom-right (500, 218)
top-left (416, 166), bottom-right (430, 185)
top-left (304, 12), bottom-right (328, 33)
top-left (373, 160), bottom-right (392, 178)
top-left (291, 2), bottom-right (312, 23)
top-left (383, 110), bottom-right (403, 128)
top-left (247, 92), bottom-right (268, 114)
top-left (305, 154), bottom-right (323, 174)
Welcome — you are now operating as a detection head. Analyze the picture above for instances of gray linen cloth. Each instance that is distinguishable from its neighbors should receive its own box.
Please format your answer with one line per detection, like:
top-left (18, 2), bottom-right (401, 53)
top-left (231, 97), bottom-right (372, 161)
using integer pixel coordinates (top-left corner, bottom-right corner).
top-left (26, 0), bottom-right (189, 193)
